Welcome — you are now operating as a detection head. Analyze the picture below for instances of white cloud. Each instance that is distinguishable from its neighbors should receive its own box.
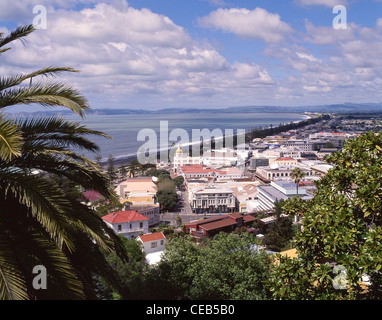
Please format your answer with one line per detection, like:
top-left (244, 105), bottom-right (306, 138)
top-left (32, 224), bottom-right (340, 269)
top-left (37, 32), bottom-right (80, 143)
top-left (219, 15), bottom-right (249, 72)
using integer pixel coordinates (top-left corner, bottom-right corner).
top-left (198, 7), bottom-right (293, 43)
top-left (2, 2), bottom-right (275, 108)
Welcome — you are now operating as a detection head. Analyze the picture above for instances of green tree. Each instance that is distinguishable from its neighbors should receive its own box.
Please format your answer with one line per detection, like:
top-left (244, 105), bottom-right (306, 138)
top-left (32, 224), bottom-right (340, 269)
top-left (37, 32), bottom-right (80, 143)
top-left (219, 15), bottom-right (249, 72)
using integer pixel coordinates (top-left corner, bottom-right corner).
top-left (126, 159), bottom-right (140, 178)
top-left (97, 236), bottom-right (146, 300)
top-left (0, 25), bottom-right (128, 300)
top-left (268, 131), bottom-right (382, 300)
top-left (157, 233), bottom-right (271, 300)
top-left (173, 176), bottom-right (185, 190)
top-left (264, 200), bottom-right (294, 252)
top-left (156, 189), bottom-right (178, 211)
top-left (106, 154), bottom-right (117, 184)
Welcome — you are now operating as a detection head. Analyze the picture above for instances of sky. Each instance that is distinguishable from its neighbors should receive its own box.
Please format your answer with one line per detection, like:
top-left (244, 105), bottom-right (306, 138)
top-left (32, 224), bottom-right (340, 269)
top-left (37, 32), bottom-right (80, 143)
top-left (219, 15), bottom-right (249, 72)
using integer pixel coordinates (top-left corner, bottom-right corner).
top-left (1, 0), bottom-right (382, 111)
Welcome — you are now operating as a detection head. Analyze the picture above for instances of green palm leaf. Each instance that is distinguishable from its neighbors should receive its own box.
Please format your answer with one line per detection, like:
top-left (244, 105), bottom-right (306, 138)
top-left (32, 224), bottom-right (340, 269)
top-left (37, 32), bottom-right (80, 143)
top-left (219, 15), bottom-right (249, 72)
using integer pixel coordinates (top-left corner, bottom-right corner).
top-left (0, 236), bottom-right (28, 300)
top-left (0, 25), bottom-right (35, 53)
top-left (0, 83), bottom-right (90, 117)
top-left (0, 67), bottom-right (81, 92)
top-left (0, 114), bottom-right (23, 160)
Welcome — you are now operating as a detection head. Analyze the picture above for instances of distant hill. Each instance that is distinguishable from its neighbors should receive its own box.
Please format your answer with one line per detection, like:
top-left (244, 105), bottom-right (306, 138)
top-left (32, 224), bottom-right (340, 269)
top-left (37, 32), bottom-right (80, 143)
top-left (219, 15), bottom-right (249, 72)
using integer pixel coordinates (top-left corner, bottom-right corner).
top-left (8, 103), bottom-right (382, 117)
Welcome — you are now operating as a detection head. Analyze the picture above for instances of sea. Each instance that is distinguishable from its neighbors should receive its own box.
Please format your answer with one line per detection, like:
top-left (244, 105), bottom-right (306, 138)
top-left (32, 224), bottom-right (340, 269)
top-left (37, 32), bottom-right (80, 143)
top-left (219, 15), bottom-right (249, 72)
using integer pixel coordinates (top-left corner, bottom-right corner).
top-left (62, 112), bottom-right (309, 163)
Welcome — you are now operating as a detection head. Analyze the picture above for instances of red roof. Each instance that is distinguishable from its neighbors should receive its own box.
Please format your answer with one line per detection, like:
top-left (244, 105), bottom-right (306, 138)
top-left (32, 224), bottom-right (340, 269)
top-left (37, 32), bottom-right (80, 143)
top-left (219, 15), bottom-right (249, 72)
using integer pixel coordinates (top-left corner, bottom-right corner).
top-left (138, 232), bottom-right (166, 243)
top-left (180, 165), bottom-right (217, 173)
top-left (276, 157), bottom-right (295, 161)
top-left (82, 190), bottom-right (104, 202)
top-left (102, 210), bottom-right (149, 224)
top-left (200, 219), bottom-right (237, 231)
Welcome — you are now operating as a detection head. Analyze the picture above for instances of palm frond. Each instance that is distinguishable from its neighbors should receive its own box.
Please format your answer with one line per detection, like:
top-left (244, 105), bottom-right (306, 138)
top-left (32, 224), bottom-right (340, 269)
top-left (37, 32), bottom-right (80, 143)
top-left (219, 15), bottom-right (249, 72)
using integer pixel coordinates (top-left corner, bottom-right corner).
top-left (0, 114), bottom-right (23, 160)
top-left (0, 67), bottom-right (81, 92)
top-left (0, 83), bottom-right (90, 118)
top-left (0, 169), bottom-right (76, 253)
top-left (0, 25), bottom-right (35, 53)
top-left (0, 235), bottom-right (28, 300)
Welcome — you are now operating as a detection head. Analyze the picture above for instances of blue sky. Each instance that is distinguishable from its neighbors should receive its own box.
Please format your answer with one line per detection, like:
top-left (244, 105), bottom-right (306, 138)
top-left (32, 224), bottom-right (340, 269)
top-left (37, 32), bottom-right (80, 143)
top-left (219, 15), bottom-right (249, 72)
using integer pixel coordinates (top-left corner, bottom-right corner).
top-left (1, 0), bottom-right (382, 111)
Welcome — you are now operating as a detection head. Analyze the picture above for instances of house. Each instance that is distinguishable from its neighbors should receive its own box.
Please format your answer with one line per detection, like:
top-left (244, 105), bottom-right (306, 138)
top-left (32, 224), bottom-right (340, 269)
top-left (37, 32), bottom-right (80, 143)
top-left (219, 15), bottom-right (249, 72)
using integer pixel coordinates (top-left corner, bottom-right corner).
top-left (136, 232), bottom-right (167, 265)
top-left (102, 210), bottom-right (149, 240)
top-left (127, 204), bottom-right (160, 227)
top-left (137, 232), bottom-right (167, 254)
top-left (185, 213), bottom-right (257, 238)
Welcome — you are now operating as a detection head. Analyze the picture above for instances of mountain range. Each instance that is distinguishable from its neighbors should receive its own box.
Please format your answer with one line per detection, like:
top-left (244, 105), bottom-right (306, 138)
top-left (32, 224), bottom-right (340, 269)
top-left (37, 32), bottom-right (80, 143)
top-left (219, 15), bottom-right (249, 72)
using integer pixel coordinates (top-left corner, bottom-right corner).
top-left (9, 103), bottom-right (382, 117)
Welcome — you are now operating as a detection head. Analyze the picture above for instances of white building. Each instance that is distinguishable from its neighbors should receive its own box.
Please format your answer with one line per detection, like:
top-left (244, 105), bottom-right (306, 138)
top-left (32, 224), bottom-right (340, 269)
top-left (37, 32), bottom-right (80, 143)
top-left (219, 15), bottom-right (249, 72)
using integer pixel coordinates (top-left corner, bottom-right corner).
top-left (257, 181), bottom-right (313, 211)
top-left (102, 210), bottom-right (149, 240)
top-left (172, 147), bottom-right (202, 171)
top-left (137, 232), bottom-right (167, 255)
top-left (136, 232), bottom-right (167, 265)
top-left (189, 186), bottom-right (237, 214)
top-left (283, 140), bottom-right (314, 152)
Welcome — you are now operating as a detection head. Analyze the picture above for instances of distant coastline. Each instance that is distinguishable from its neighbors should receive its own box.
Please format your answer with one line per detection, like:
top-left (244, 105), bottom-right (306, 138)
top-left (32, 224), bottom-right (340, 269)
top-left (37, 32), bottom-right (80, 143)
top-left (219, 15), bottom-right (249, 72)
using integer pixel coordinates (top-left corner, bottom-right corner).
top-left (8, 102), bottom-right (382, 118)
top-left (102, 113), bottom-right (328, 168)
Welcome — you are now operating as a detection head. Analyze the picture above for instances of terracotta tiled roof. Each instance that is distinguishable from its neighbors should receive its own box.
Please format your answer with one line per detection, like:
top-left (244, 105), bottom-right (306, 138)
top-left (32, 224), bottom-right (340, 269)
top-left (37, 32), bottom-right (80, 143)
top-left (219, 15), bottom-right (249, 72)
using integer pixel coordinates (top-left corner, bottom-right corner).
top-left (138, 232), bottom-right (166, 243)
top-left (102, 210), bottom-right (149, 224)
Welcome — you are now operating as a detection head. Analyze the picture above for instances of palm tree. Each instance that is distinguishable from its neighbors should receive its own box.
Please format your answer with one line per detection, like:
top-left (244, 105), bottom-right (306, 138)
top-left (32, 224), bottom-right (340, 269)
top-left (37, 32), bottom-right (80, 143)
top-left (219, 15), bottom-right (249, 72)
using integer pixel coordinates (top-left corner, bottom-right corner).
top-left (0, 25), bottom-right (128, 299)
top-left (290, 167), bottom-right (306, 227)
top-left (290, 167), bottom-right (306, 196)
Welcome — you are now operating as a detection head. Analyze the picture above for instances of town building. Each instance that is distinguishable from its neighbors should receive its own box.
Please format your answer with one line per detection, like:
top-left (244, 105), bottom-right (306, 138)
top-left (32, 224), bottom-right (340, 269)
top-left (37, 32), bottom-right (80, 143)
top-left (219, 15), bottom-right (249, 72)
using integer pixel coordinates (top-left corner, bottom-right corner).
top-left (257, 181), bottom-right (313, 211)
top-left (249, 157), bottom-right (269, 171)
top-left (136, 232), bottom-right (167, 265)
top-left (114, 177), bottom-right (157, 205)
top-left (172, 147), bottom-right (203, 170)
top-left (189, 186), bottom-right (237, 214)
top-left (102, 210), bottom-right (149, 240)
top-left (255, 165), bottom-right (314, 182)
top-left (282, 139), bottom-right (314, 152)
top-left (185, 213), bottom-right (257, 238)
top-left (126, 204), bottom-right (160, 227)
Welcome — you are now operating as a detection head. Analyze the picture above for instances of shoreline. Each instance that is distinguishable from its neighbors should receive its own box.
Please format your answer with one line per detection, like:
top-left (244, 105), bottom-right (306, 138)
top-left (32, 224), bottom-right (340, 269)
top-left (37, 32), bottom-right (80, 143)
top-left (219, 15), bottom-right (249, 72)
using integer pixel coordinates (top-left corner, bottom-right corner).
top-left (100, 113), bottom-right (324, 168)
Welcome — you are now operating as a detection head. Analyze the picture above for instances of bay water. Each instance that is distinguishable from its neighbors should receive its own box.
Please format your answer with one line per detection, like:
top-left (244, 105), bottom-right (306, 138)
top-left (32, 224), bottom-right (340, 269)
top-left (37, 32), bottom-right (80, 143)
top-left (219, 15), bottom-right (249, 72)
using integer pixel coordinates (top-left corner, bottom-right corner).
top-left (65, 112), bottom-right (308, 162)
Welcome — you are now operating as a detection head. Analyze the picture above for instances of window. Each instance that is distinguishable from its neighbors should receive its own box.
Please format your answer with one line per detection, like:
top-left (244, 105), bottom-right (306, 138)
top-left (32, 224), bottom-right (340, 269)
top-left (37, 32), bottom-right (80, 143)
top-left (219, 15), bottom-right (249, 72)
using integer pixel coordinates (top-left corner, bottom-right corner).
top-left (117, 225), bottom-right (122, 232)
top-left (140, 222), bottom-right (143, 228)
top-left (160, 240), bottom-right (164, 246)
top-left (151, 241), bottom-right (157, 248)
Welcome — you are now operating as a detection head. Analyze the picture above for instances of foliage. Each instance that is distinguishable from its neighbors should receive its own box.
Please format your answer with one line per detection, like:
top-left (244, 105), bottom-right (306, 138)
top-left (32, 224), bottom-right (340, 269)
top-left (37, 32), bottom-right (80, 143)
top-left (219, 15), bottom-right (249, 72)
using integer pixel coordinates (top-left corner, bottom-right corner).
top-left (154, 172), bottom-right (179, 211)
top-left (156, 189), bottom-right (178, 211)
top-left (97, 236), bottom-right (146, 300)
top-left (173, 176), bottom-right (185, 190)
top-left (93, 198), bottom-right (125, 217)
top-left (156, 232), bottom-right (272, 300)
top-left (268, 132), bottom-right (382, 300)
top-left (263, 200), bottom-right (294, 252)
top-left (0, 25), bottom-right (128, 300)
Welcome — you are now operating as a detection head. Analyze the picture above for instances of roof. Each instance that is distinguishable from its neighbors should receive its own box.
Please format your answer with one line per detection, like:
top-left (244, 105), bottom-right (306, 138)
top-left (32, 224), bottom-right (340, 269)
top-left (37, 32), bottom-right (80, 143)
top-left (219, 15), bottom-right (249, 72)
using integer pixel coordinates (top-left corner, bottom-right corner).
top-left (199, 219), bottom-right (237, 232)
top-left (228, 213), bottom-right (243, 220)
top-left (82, 190), bottom-right (104, 203)
top-left (102, 210), bottom-right (149, 224)
top-left (185, 216), bottom-right (225, 227)
top-left (138, 232), bottom-right (165, 243)
top-left (180, 165), bottom-right (217, 173)
top-left (243, 215), bottom-right (257, 223)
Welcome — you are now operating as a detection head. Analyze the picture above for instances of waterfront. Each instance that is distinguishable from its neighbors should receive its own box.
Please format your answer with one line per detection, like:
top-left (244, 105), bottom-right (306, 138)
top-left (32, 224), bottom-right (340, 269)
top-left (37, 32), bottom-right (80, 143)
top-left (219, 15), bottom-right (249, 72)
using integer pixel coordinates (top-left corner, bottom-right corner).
top-left (65, 112), bottom-right (309, 162)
